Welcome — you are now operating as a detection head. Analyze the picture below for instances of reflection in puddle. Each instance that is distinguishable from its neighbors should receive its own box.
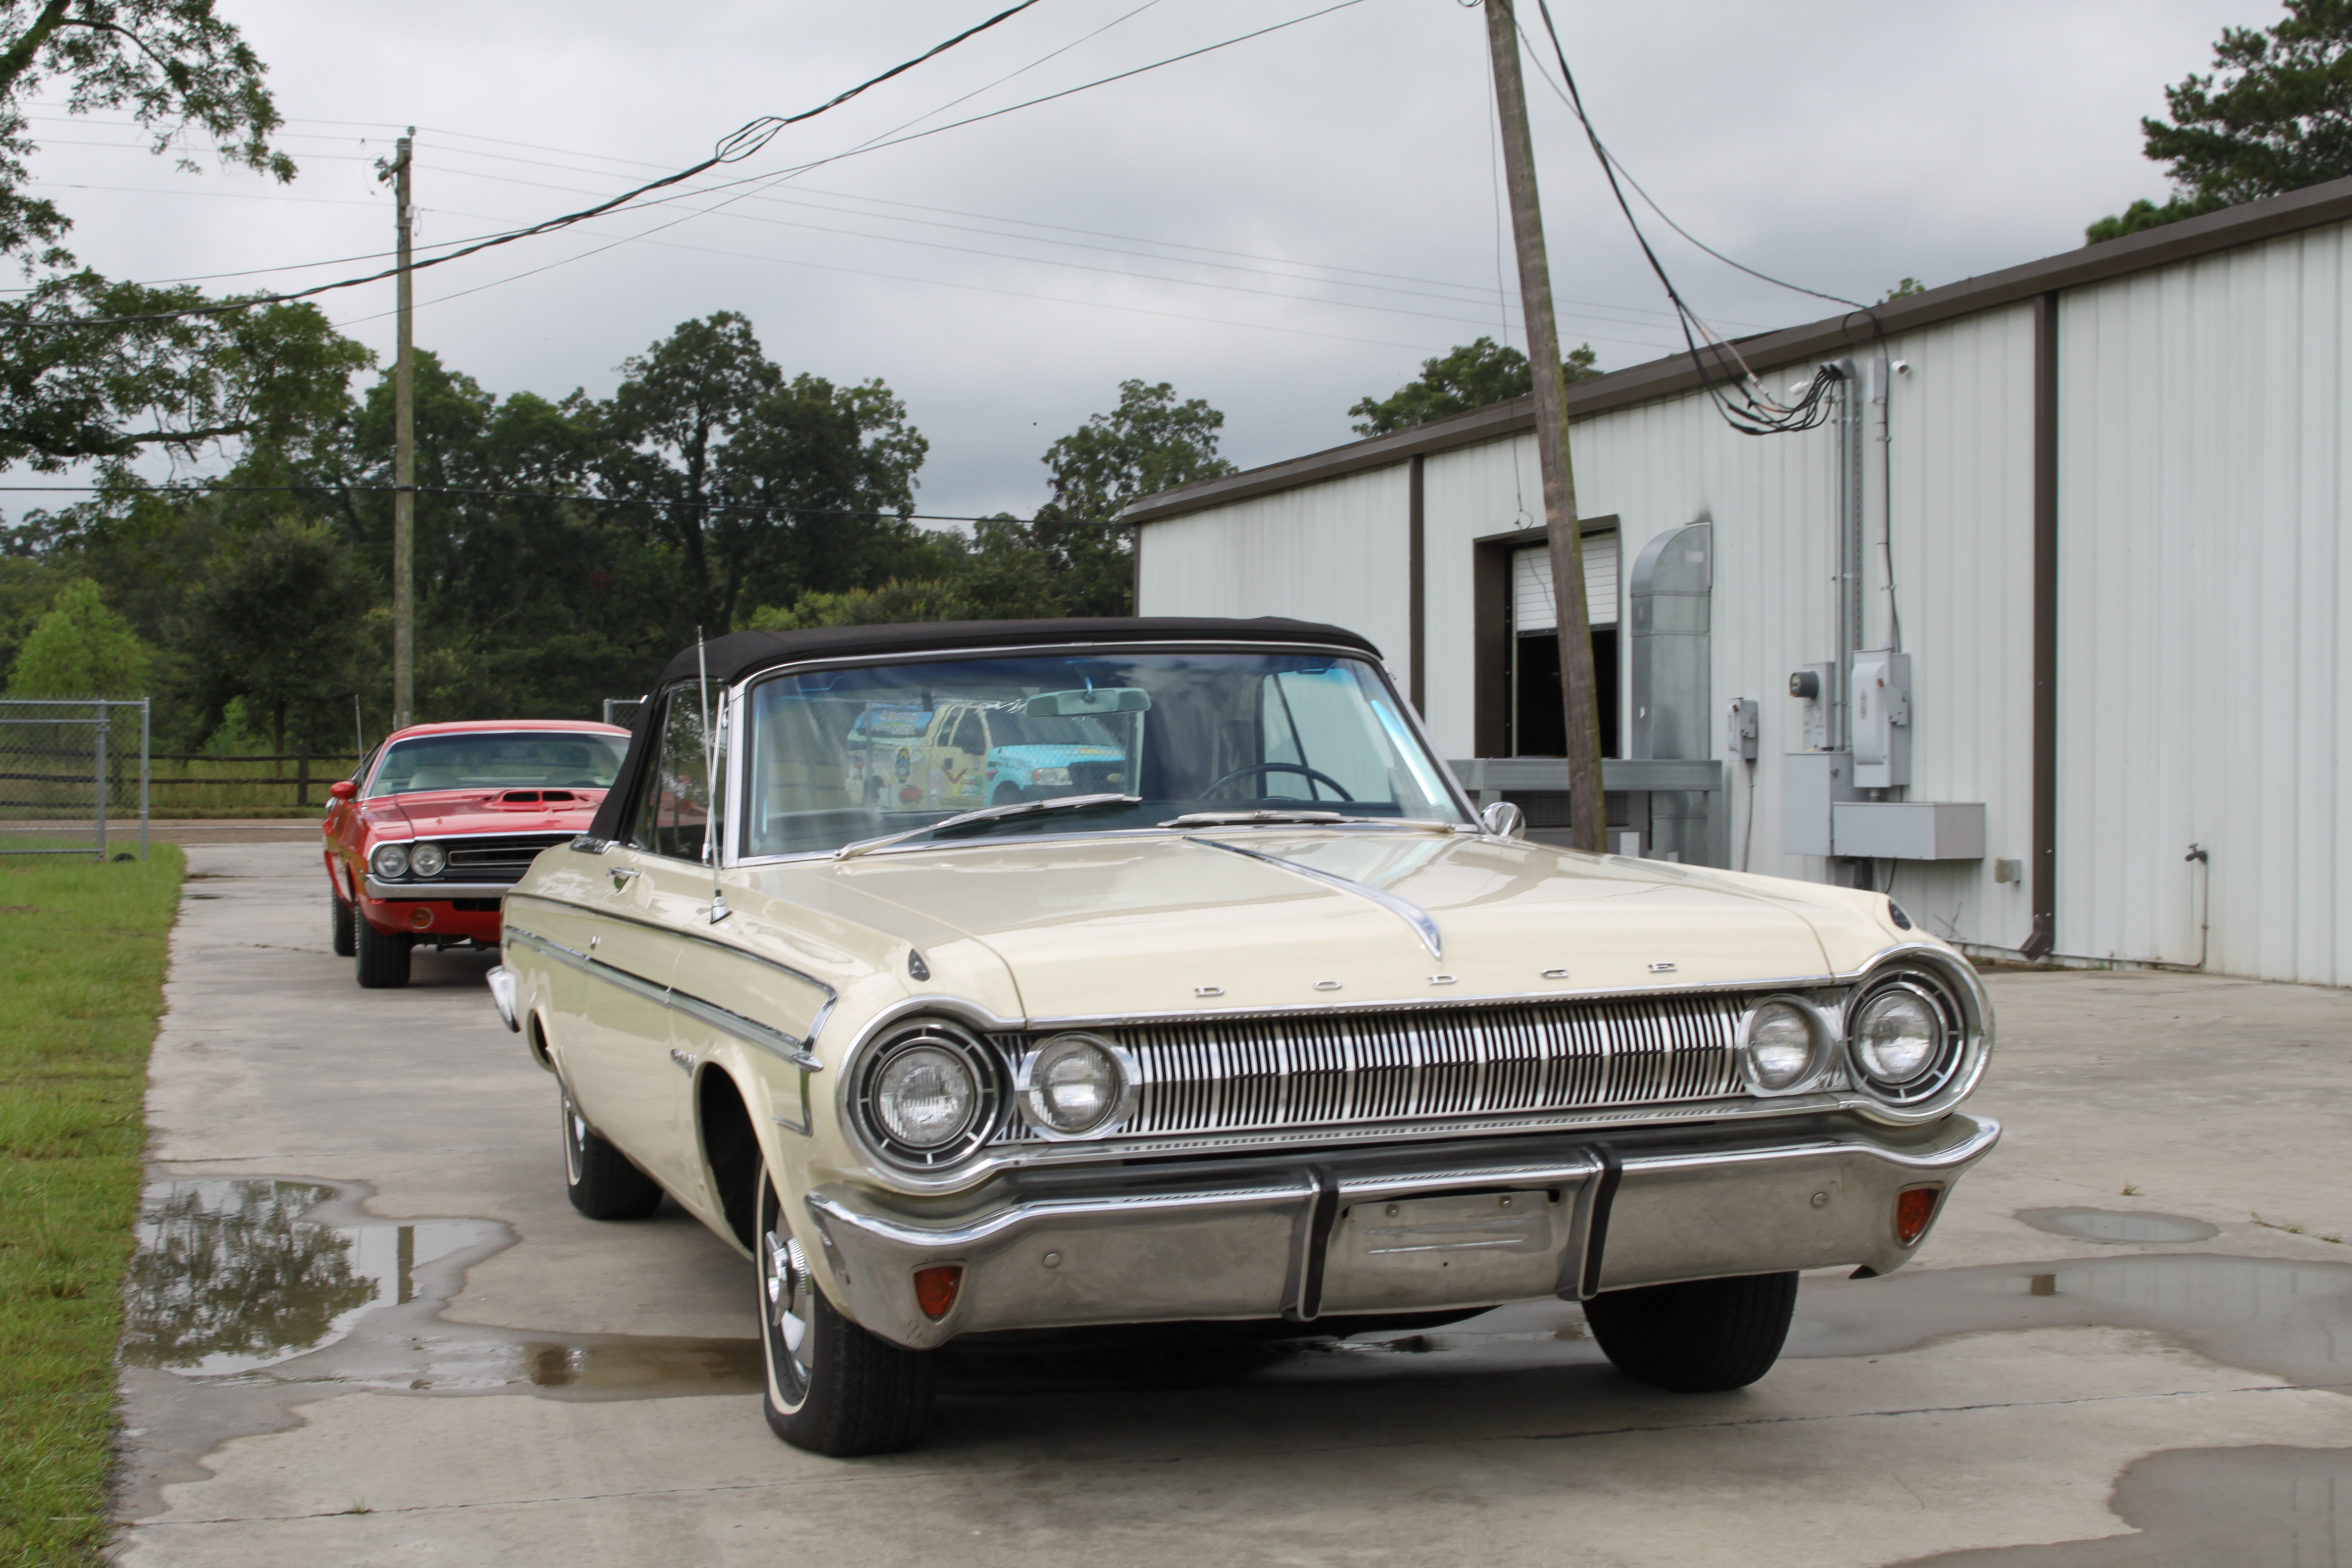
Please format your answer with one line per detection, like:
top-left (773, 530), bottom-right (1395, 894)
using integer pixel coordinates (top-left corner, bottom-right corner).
top-left (2015, 1207), bottom-right (2220, 1244)
top-left (122, 1180), bottom-right (490, 1375)
top-left (119, 1176), bottom-right (762, 1398)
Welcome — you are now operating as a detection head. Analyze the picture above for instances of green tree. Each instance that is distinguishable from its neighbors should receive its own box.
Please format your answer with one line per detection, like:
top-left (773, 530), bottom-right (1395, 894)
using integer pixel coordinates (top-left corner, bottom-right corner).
top-left (2089, 0), bottom-right (2352, 243)
top-left (1880, 277), bottom-right (1927, 302)
top-left (976, 380), bottom-right (1234, 619)
top-left (0, 0), bottom-right (294, 263)
top-left (5, 575), bottom-right (147, 694)
top-left (0, 2), bottom-right (329, 474)
top-left (599, 314), bottom-right (929, 631)
top-left (183, 518), bottom-right (365, 755)
top-left (1349, 337), bottom-right (1600, 438)
top-left (746, 579), bottom-right (971, 631)
top-left (0, 287), bottom-right (370, 478)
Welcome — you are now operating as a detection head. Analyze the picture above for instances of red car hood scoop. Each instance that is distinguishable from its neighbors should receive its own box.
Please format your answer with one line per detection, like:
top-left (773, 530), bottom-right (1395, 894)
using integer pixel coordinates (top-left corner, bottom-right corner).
top-left (495, 789), bottom-right (576, 805)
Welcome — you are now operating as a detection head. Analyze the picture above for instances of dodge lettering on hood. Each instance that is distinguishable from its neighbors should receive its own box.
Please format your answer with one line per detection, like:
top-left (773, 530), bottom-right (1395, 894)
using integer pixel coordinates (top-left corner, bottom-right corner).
top-left (490, 619), bottom-right (1997, 1456)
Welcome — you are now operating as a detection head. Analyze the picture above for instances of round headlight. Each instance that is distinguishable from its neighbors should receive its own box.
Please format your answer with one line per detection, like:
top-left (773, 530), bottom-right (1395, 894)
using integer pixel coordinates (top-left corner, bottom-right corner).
top-left (873, 1044), bottom-right (979, 1150)
top-left (408, 842), bottom-right (447, 879)
top-left (1743, 1000), bottom-right (1817, 1090)
top-left (1852, 987), bottom-right (1943, 1085)
top-left (1024, 1033), bottom-right (1127, 1135)
top-left (370, 842), bottom-right (411, 879)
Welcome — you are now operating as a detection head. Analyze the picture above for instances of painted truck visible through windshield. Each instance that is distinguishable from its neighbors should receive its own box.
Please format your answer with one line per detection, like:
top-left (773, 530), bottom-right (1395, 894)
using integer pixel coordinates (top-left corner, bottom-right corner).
top-left (843, 698), bottom-right (1127, 809)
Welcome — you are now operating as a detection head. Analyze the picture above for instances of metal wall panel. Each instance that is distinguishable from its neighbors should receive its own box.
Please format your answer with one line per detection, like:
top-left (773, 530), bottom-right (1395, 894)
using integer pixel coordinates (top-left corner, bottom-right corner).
top-left (1133, 463), bottom-right (1413, 684)
top-left (2057, 222), bottom-right (2351, 985)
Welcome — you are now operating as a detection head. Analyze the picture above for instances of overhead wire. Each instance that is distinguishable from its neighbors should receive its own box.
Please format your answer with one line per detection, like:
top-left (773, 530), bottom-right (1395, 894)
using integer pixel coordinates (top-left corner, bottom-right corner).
top-left (342, 0), bottom-right (1376, 325)
top-left (1518, 0), bottom-right (1855, 435)
top-left (0, 0), bottom-right (1049, 332)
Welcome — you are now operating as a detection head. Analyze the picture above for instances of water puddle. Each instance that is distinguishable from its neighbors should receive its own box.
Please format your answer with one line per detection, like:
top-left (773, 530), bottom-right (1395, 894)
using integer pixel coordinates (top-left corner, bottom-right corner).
top-left (124, 1181), bottom-right (492, 1376)
top-left (2015, 1206), bottom-right (2220, 1244)
top-left (1898, 1443), bottom-right (2352, 1566)
top-left (1788, 1252), bottom-right (2352, 1390)
top-left (122, 1177), bottom-right (762, 1399)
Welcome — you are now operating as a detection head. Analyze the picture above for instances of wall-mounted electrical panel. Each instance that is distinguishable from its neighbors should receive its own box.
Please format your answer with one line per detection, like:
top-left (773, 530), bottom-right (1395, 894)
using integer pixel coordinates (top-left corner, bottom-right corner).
top-left (1783, 751), bottom-right (1858, 857)
top-left (1851, 650), bottom-right (1911, 788)
top-left (1724, 698), bottom-right (1759, 761)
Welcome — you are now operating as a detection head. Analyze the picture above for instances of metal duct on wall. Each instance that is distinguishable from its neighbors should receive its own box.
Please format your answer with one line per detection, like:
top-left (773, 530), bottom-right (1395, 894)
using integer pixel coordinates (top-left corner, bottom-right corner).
top-left (1629, 521), bottom-right (1713, 862)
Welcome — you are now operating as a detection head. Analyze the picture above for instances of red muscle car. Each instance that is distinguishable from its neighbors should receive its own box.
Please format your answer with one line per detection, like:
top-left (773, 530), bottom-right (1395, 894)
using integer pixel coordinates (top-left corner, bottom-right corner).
top-left (322, 719), bottom-right (633, 988)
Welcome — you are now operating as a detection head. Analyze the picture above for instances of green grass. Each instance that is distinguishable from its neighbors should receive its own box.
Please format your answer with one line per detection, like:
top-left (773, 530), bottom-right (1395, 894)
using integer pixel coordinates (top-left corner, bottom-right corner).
top-left (0, 848), bottom-right (183, 1567)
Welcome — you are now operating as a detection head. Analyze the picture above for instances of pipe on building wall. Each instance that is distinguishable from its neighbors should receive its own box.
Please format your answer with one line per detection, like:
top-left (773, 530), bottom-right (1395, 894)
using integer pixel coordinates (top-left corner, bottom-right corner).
top-left (1409, 454), bottom-right (1426, 714)
top-left (2025, 292), bottom-right (2060, 959)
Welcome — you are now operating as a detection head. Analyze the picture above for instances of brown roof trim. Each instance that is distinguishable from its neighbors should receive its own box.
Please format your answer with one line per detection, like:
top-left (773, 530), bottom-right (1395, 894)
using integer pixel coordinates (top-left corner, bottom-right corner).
top-left (1126, 174), bottom-right (2352, 526)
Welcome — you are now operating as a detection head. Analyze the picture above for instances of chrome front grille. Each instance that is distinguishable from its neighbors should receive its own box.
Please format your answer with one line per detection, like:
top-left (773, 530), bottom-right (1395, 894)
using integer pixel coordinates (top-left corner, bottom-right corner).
top-left (992, 993), bottom-right (1749, 1143)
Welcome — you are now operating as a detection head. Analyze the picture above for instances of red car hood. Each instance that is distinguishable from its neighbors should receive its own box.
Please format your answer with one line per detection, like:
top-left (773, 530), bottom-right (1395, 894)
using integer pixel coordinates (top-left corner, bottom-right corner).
top-left (371, 788), bottom-right (606, 838)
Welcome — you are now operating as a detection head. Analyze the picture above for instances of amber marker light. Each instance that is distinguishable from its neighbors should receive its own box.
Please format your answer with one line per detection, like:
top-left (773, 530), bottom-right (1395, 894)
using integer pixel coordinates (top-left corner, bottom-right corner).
top-left (407, 907), bottom-right (435, 931)
top-left (913, 1264), bottom-right (964, 1321)
top-left (1894, 1188), bottom-right (1941, 1246)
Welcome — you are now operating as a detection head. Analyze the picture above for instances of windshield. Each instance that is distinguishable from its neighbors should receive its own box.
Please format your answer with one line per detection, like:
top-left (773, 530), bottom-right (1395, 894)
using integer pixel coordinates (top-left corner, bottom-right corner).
top-left (740, 650), bottom-right (1466, 858)
top-left (366, 732), bottom-right (629, 798)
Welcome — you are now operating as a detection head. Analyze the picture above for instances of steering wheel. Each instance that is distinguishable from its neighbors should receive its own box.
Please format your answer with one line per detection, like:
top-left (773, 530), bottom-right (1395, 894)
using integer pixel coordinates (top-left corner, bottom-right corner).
top-left (1200, 762), bottom-right (1354, 802)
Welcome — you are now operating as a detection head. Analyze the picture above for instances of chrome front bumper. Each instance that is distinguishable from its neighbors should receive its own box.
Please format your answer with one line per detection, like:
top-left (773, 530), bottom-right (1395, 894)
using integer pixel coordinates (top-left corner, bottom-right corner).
top-left (803, 1111), bottom-right (2000, 1350)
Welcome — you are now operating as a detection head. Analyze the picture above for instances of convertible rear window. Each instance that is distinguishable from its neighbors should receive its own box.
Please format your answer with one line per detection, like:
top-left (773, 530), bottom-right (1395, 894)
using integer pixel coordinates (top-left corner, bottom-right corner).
top-left (739, 650), bottom-right (1466, 858)
top-left (366, 733), bottom-right (629, 798)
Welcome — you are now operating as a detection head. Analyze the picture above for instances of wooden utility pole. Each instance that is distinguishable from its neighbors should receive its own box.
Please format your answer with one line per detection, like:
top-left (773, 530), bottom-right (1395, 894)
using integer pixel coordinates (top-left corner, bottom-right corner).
top-left (1482, 0), bottom-right (1605, 853)
top-left (392, 129), bottom-right (416, 731)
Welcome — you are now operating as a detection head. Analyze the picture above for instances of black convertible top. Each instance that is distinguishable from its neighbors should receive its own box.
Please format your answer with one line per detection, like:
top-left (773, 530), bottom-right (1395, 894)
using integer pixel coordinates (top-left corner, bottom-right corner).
top-left (649, 616), bottom-right (1379, 690)
top-left (588, 616), bottom-right (1384, 843)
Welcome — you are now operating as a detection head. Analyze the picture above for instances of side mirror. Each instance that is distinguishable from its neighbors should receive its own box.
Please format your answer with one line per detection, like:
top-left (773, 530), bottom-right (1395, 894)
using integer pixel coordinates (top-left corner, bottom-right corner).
top-left (329, 780), bottom-right (358, 801)
top-left (1479, 800), bottom-right (1524, 839)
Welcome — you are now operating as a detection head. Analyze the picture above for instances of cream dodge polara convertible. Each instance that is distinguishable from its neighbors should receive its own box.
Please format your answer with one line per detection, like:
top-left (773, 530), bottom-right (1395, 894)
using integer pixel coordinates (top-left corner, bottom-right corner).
top-left (489, 617), bottom-right (1998, 1456)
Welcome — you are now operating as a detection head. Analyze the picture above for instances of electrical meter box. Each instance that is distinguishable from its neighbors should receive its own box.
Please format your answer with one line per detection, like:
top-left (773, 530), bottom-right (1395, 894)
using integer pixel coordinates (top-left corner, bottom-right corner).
top-left (1788, 663), bottom-right (1834, 751)
top-left (1851, 650), bottom-right (1911, 788)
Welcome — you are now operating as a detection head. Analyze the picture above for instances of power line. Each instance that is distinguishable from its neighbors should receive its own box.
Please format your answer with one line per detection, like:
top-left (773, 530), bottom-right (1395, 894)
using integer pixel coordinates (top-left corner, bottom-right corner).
top-left (1519, 0), bottom-right (1846, 436)
top-left (0, 0), bottom-right (1048, 333)
top-left (300, 1), bottom-right (1378, 335)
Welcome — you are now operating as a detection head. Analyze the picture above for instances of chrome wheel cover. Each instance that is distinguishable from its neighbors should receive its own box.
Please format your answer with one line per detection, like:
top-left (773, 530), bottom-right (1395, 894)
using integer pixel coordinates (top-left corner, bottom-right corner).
top-left (761, 1200), bottom-right (814, 1406)
top-left (560, 1087), bottom-right (586, 1186)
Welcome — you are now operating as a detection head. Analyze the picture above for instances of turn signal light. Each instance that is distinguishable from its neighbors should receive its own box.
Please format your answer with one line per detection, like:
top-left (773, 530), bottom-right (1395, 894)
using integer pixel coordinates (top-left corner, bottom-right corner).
top-left (406, 907), bottom-right (435, 931)
top-left (913, 1264), bottom-right (964, 1321)
top-left (1894, 1187), bottom-right (1940, 1246)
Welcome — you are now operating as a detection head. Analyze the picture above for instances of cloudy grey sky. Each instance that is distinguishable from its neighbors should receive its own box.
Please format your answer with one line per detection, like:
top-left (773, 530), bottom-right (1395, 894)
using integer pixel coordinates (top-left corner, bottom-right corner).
top-left (25, 0), bottom-right (2250, 518)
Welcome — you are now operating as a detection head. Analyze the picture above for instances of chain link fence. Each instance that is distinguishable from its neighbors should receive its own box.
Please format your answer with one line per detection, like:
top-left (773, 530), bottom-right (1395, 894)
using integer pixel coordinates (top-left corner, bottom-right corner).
top-left (0, 698), bottom-right (151, 859)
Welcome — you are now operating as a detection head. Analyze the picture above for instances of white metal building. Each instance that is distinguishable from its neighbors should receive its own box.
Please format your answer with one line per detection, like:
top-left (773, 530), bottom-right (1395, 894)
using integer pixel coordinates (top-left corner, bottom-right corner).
top-left (1127, 177), bottom-right (2352, 987)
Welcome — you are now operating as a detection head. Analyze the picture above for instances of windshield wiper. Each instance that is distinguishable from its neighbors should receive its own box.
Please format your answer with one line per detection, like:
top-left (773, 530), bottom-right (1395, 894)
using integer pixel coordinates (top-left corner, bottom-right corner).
top-left (1158, 811), bottom-right (1457, 832)
top-left (833, 793), bottom-right (1140, 861)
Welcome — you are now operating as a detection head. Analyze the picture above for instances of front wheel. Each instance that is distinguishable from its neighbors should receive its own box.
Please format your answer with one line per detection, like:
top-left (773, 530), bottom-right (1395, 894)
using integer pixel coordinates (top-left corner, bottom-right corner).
top-left (352, 913), bottom-right (411, 988)
top-left (759, 1164), bottom-right (934, 1455)
top-left (330, 895), bottom-right (356, 958)
top-left (1583, 1271), bottom-right (1799, 1393)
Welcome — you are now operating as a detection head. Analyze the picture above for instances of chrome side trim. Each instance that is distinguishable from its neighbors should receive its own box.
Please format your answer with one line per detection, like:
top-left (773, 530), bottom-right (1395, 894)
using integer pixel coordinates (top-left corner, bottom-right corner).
top-left (364, 877), bottom-right (515, 900)
top-left (502, 924), bottom-right (824, 1074)
top-left (1183, 834), bottom-right (1445, 960)
top-left (503, 890), bottom-right (840, 1012)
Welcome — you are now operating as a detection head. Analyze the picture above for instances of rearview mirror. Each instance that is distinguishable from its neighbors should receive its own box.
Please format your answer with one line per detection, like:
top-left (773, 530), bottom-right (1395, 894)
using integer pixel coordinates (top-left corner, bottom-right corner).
top-left (329, 780), bottom-right (358, 801)
top-left (1024, 687), bottom-right (1151, 717)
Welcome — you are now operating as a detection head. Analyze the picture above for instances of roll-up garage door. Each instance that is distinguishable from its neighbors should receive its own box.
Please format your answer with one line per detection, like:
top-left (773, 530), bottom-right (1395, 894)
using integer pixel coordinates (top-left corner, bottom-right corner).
top-left (1511, 531), bottom-right (1618, 632)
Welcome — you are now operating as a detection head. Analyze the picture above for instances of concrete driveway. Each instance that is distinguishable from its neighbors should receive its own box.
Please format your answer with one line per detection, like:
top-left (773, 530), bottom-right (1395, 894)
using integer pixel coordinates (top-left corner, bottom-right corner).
top-left (114, 844), bottom-right (2352, 1566)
